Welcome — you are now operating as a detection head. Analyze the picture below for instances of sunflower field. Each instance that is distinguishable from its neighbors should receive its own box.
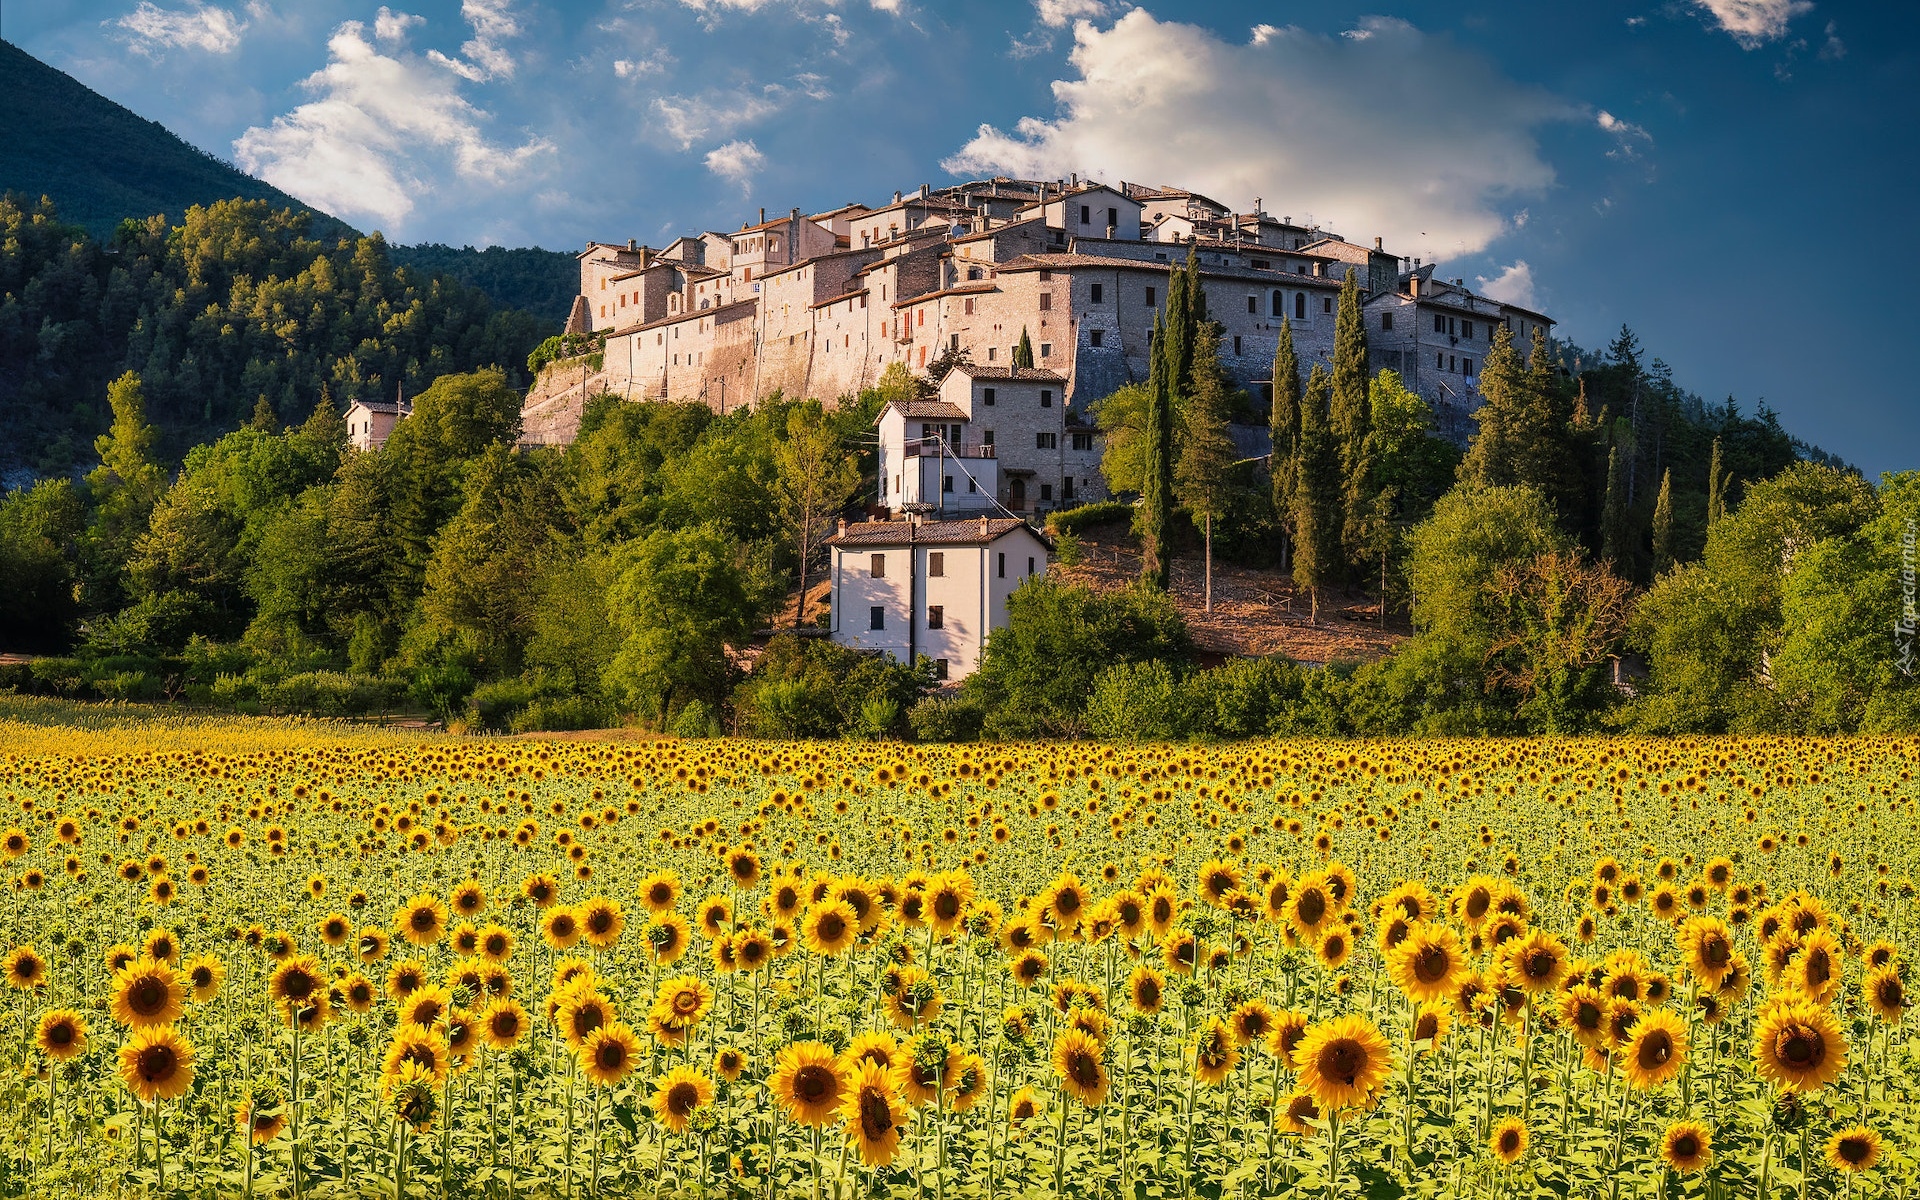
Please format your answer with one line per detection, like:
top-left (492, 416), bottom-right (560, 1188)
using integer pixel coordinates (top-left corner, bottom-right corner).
top-left (1, 721), bottom-right (1916, 1199)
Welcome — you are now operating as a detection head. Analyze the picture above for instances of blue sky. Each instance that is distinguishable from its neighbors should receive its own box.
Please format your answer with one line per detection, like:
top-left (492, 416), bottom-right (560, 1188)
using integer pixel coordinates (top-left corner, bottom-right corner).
top-left (6, 0), bottom-right (1915, 475)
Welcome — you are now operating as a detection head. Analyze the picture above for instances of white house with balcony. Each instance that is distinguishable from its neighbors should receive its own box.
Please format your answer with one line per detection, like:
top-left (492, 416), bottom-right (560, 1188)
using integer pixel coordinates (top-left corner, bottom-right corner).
top-left (875, 398), bottom-right (1000, 514)
top-left (824, 515), bottom-right (1049, 682)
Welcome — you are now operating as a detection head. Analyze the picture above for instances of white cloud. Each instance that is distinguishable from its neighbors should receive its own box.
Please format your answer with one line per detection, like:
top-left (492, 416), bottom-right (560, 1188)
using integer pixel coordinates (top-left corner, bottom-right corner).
top-left (1691, 0), bottom-right (1813, 49)
top-left (613, 51), bottom-right (671, 78)
top-left (1818, 20), bottom-right (1845, 60)
top-left (944, 12), bottom-right (1575, 259)
top-left (116, 1), bottom-right (246, 55)
top-left (428, 0), bottom-right (522, 81)
top-left (233, 19), bottom-right (551, 230)
top-left (1475, 261), bottom-right (1537, 310)
top-left (1596, 109), bottom-right (1652, 159)
top-left (1035, 0), bottom-right (1106, 28)
top-left (705, 139), bottom-right (766, 190)
top-left (373, 6), bottom-right (423, 44)
top-left (651, 87), bottom-right (790, 151)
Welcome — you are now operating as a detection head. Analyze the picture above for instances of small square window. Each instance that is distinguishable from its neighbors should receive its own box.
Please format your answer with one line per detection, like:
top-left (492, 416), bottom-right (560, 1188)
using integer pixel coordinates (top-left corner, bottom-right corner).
top-left (927, 604), bottom-right (944, 630)
top-left (1039, 344), bottom-right (1052, 359)
top-left (1039, 483), bottom-right (1053, 502)
top-left (1090, 329), bottom-right (1104, 348)
top-left (869, 553), bottom-right (885, 578)
top-left (869, 606), bottom-right (885, 630)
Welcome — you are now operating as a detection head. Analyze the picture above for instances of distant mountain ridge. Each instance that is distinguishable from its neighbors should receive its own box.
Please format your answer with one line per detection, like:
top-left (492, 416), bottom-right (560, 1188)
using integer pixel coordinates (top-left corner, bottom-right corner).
top-left (0, 38), bottom-right (577, 321)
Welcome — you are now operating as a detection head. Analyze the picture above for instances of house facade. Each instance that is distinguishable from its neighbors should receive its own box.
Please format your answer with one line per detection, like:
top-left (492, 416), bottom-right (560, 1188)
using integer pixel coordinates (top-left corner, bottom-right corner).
top-left (824, 516), bottom-right (1050, 682)
top-left (345, 397), bottom-right (410, 452)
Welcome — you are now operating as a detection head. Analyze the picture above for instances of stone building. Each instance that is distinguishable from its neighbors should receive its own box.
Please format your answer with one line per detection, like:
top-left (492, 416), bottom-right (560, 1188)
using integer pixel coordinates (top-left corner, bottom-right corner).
top-left (545, 174), bottom-right (1556, 451)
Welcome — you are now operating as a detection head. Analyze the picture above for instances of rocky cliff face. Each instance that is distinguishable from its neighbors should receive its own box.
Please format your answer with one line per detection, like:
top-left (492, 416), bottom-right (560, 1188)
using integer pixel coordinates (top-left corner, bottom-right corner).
top-left (519, 356), bottom-right (607, 447)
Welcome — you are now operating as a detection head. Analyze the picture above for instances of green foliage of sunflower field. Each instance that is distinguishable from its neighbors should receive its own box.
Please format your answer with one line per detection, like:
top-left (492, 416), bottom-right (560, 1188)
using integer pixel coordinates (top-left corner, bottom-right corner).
top-left (0, 723), bottom-right (1913, 1198)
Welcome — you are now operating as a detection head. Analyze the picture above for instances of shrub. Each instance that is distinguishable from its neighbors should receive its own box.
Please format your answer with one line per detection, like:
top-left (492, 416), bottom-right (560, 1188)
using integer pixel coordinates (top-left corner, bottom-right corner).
top-left (1046, 500), bottom-right (1132, 536)
top-left (670, 699), bottom-right (720, 738)
top-left (907, 695), bottom-right (986, 742)
top-left (1085, 660), bottom-right (1185, 741)
top-left (510, 695), bottom-right (616, 733)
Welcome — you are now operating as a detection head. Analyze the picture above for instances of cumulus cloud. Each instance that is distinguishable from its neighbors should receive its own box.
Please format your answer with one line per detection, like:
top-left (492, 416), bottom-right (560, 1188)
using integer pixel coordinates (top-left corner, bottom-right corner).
top-left (1035, 0), bottom-right (1106, 28)
top-left (427, 0), bottom-right (523, 81)
top-left (116, 1), bottom-right (247, 55)
top-left (944, 13), bottom-right (1576, 258)
top-left (1475, 261), bottom-right (1538, 310)
top-left (1596, 110), bottom-right (1652, 159)
top-left (372, 6), bottom-right (422, 43)
top-left (613, 50), bottom-right (672, 78)
top-left (705, 139), bottom-right (766, 190)
top-left (1691, 0), bottom-right (1813, 49)
top-left (233, 19), bottom-right (551, 230)
top-left (652, 83), bottom-right (819, 150)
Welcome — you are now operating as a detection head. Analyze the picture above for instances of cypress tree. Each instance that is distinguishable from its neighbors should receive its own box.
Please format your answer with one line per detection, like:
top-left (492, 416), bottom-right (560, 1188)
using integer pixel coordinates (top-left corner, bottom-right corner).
top-left (1162, 252), bottom-right (1195, 400)
top-left (1176, 324), bottom-right (1238, 612)
top-left (1269, 316), bottom-right (1302, 567)
top-left (1651, 467), bottom-right (1675, 574)
top-left (1457, 325), bottom-right (1524, 489)
top-left (1600, 443), bottom-right (1627, 566)
top-left (1014, 327), bottom-right (1035, 369)
top-left (1331, 269), bottom-right (1372, 572)
top-left (1705, 437), bottom-right (1729, 527)
top-left (1139, 310), bottom-right (1175, 591)
top-left (1291, 364), bottom-right (1341, 625)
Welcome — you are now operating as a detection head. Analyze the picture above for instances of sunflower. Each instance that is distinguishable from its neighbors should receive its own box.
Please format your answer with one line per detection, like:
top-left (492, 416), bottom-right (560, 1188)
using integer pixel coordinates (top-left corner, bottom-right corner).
top-left (1559, 985), bottom-right (1609, 1050)
top-left (1279, 1091), bottom-right (1322, 1136)
top-left (698, 896), bottom-right (736, 940)
top-left (118, 1024), bottom-right (196, 1103)
top-left (1162, 930), bottom-right (1199, 976)
top-left (1503, 930), bottom-right (1570, 994)
top-left (1051, 1028), bottom-right (1109, 1107)
top-left (37, 1009), bottom-right (87, 1061)
top-left (1622, 1010), bottom-right (1688, 1090)
top-left (317, 912), bottom-right (352, 948)
top-left (1292, 1015), bottom-right (1391, 1112)
top-left (1752, 998), bottom-right (1847, 1093)
top-left (1864, 966), bottom-right (1906, 1023)
top-left (111, 959), bottom-right (185, 1028)
top-left (926, 872), bottom-right (973, 936)
top-left (1231, 998), bottom-right (1278, 1047)
top-left (557, 989), bottom-right (617, 1049)
top-left (400, 985), bottom-right (454, 1031)
top-left (269, 955), bottom-right (327, 1024)
top-left (1489, 1117), bottom-right (1528, 1165)
top-left (522, 872), bottom-right (561, 908)
top-left (770, 1042), bottom-right (847, 1126)
top-left (236, 1090), bottom-right (287, 1143)
top-left (1286, 877), bottom-right (1337, 944)
top-left (479, 998), bottom-right (527, 1051)
top-left (388, 1061), bottom-right (439, 1132)
top-left (1267, 1010), bottom-right (1311, 1064)
top-left (357, 928), bottom-right (390, 963)
top-left (579, 898), bottom-right (626, 950)
top-left (802, 900), bottom-right (859, 957)
top-left (4, 945), bottom-right (46, 990)
top-left (142, 928), bottom-right (181, 964)
top-left (579, 1023), bottom-right (641, 1087)
top-left (451, 880), bottom-right (486, 918)
top-left (714, 1046), bottom-right (747, 1082)
top-left (1791, 930), bottom-right (1844, 1007)
top-left (542, 907), bottom-right (583, 951)
top-left (1007, 1086), bottom-right (1044, 1129)
top-left (1316, 927), bottom-right (1352, 971)
top-left (396, 894), bottom-right (446, 947)
top-left (339, 973), bottom-right (375, 1014)
top-left (383, 1029), bottom-right (452, 1090)
top-left (1198, 859), bottom-right (1243, 908)
top-left (1129, 966), bottom-right (1166, 1015)
top-left (645, 913), bottom-right (692, 965)
top-left (1451, 876), bottom-right (1500, 929)
top-left (387, 959), bottom-right (430, 1000)
top-left (1193, 1016), bottom-right (1239, 1086)
top-left (1386, 923), bottom-right (1467, 1003)
top-left (1661, 1121), bottom-right (1712, 1174)
top-left (838, 1060), bottom-right (907, 1165)
top-left (651, 975), bottom-right (715, 1036)
top-left (1825, 1126), bottom-right (1882, 1173)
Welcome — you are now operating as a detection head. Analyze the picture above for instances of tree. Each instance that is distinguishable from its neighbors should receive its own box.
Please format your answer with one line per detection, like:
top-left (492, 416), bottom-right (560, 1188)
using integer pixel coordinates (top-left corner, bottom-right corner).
top-left (249, 395), bottom-right (280, 432)
top-left (1404, 484), bottom-right (1569, 651)
top-left (775, 406), bottom-right (860, 625)
top-left (1174, 324), bottom-right (1239, 611)
top-left (1139, 310), bottom-right (1176, 590)
top-left (1330, 268), bottom-right (1372, 572)
top-left (1013, 328), bottom-right (1035, 369)
top-left (1484, 550), bottom-right (1634, 732)
top-left (0, 479), bottom-right (86, 651)
top-left (1705, 437), bottom-right (1729, 528)
top-left (963, 575), bottom-right (1193, 738)
top-left (1651, 468), bottom-right (1676, 575)
top-left (1456, 328), bottom-right (1523, 491)
top-left (85, 371), bottom-right (168, 608)
top-left (603, 524), bottom-right (773, 726)
top-left (1361, 370), bottom-right (1459, 617)
top-left (1289, 364), bottom-right (1342, 624)
top-left (1599, 444), bottom-right (1627, 567)
top-left (1091, 383), bottom-right (1162, 496)
top-left (1269, 316), bottom-right (1302, 567)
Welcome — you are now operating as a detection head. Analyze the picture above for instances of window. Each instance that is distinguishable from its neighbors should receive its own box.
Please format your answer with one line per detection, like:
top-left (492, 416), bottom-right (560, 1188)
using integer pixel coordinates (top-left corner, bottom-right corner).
top-left (968, 477), bottom-right (978, 493)
top-left (987, 347), bottom-right (997, 361)
top-left (1039, 344), bottom-right (1052, 359)
top-left (964, 298), bottom-right (975, 315)
top-left (1036, 432), bottom-right (1057, 449)
top-left (927, 605), bottom-right (944, 630)
top-left (1080, 204), bottom-right (1091, 226)
top-left (1433, 313), bottom-right (1446, 334)
top-left (1090, 329), bottom-right (1105, 348)
top-left (917, 310), bottom-right (925, 327)
top-left (1071, 432), bottom-right (1093, 451)
top-left (1233, 336), bottom-right (1242, 356)
top-left (1039, 483), bottom-right (1053, 502)
top-left (1253, 258), bottom-right (1269, 269)
top-left (1040, 389), bottom-right (1053, 407)
top-left (1447, 317), bottom-right (1456, 336)
top-left (943, 475), bottom-right (954, 492)
top-left (1462, 320), bottom-right (1475, 339)
top-left (869, 553), bottom-right (886, 578)
top-left (983, 387), bottom-right (996, 407)
top-left (1323, 297), bottom-right (1332, 313)
top-left (1039, 293), bottom-right (1052, 311)
top-left (1039, 270), bottom-right (1052, 282)
top-left (1090, 283), bottom-right (1103, 303)
top-left (1246, 295), bottom-right (1257, 314)
top-left (1272, 290), bottom-right (1283, 317)
top-left (1463, 357), bottom-right (1475, 376)
top-left (869, 606), bottom-right (885, 631)
top-left (997, 552), bottom-right (1006, 578)
top-left (1107, 207), bottom-right (1118, 229)
top-left (1449, 355), bottom-right (1457, 372)
top-left (1028, 556), bottom-right (1036, 575)
top-left (1381, 312), bottom-right (1394, 332)
top-left (1436, 352), bottom-right (1445, 369)
top-left (1145, 286), bottom-right (1156, 306)
top-left (1295, 293), bottom-right (1306, 320)
top-left (934, 659), bottom-right (950, 680)
top-left (983, 429), bottom-right (994, 446)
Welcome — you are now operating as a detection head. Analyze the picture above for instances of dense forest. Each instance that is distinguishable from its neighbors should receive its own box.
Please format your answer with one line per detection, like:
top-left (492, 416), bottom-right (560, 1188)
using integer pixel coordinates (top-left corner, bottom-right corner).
top-left (1, 245), bottom-right (1910, 739)
top-left (0, 196), bottom-right (553, 475)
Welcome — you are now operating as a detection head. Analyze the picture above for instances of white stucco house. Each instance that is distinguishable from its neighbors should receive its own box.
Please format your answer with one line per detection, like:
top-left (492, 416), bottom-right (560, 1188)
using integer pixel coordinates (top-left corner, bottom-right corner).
top-left (345, 397), bottom-right (411, 452)
top-left (824, 515), bottom-right (1050, 681)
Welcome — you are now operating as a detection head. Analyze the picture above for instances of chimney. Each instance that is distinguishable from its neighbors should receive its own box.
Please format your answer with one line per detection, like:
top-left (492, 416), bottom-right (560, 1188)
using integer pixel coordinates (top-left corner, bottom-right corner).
top-left (1409, 275), bottom-right (1420, 298)
top-left (979, 515), bottom-right (990, 538)
top-left (893, 190), bottom-right (903, 204)
top-left (759, 207), bottom-right (766, 225)
top-left (836, 518), bottom-right (847, 537)
top-left (627, 238), bottom-right (637, 252)
top-left (919, 183), bottom-right (930, 199)
top-left (1374, 236), bottom-right (1382, 250)
top-left (791, 207), bottom-right (801, 228)
top-left (1255, 196), bottom-right (1262, 217)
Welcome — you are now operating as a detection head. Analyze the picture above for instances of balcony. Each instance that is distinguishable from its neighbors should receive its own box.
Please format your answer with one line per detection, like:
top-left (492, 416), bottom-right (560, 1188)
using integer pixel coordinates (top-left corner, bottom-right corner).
top-left (903, 438), bottom-right (995, 458)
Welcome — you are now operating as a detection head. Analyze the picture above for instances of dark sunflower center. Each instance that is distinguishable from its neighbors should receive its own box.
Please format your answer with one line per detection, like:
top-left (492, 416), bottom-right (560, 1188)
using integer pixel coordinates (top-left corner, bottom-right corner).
top-left (136, 1044), bottom-right (177, 1080)
top-left (859, 1090), bottom-right (893, 1137)
top-left (1637, 1032), bottom-right (1672, 1069)
top-left (1067, 1050), bottom-right (1101, 1087)
top-left (1779, 1028), bottom-right (1820, 1067)
top-left (129, 976), bottom-right (166, 1014)
top-left (1297, 892), bottom-right (1326, 925)
top-left (1413, 945), bottom-right (1450, 984)
top-left (795, 1064), bottom-right (834, 1101)
top-left (1319, 1039), bottom-right (1363, 1084)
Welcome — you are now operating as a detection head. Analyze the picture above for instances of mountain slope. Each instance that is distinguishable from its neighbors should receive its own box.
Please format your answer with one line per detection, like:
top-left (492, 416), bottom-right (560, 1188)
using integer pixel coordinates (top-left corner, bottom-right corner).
top-left (0, 38), bottom-right (352, 241)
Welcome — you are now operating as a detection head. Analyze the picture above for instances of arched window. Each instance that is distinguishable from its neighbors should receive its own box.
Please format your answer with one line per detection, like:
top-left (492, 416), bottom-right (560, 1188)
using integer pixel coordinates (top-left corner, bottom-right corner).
top-left (1271, 290), bottom-right (1283, 317)
top-left (1294, 293), bottom-right (1306, 320)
